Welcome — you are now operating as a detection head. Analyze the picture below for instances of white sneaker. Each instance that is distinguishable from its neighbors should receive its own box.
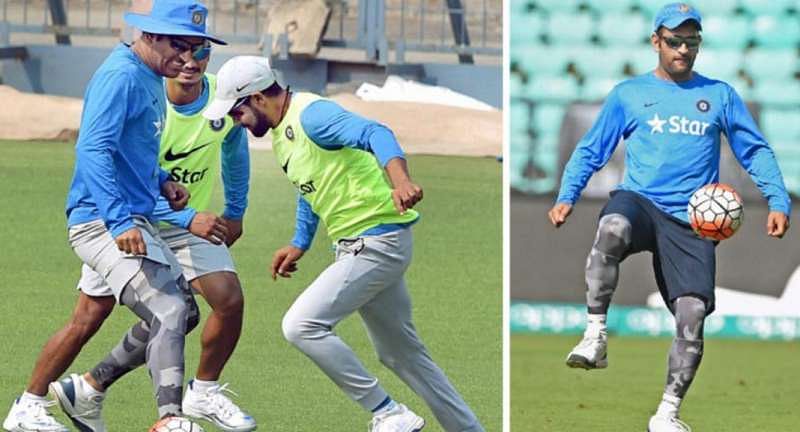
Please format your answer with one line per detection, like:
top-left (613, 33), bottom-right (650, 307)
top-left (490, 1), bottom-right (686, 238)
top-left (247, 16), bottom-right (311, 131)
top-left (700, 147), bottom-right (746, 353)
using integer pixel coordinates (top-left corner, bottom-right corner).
top-left (565, 332), bottom-right (608, 369)
top-left (648, 414), bottom-right (692, 432)
top-left (182, 381), bottom-right (256, 432)
top-left (49, 373), bottom-right (106, 432)
top-left (2, 397), bottom-right (69, 432)
top-left (368, 403), bottom-right (425, 432)
top-left (150, 416), bottom-right (204, 432)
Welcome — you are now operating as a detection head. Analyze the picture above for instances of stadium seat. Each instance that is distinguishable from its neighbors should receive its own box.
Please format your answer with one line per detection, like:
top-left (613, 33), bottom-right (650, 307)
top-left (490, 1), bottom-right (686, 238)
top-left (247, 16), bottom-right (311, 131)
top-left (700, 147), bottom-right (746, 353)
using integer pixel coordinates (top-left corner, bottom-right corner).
top-left (760, 109), bottom-right (800, 140)
top-left (752, 15), bottom-right (800, 48)
top-left (546, 12), bottom-right (595, 45)
top-left (587, 0), bottom-right (637, 14)
top-left (532, 103), bottom-right (567, 136)
top-left (690, 0), bottom-right (740, 17)
top-left (513, 44), bottom-right (573, 77)
top-left (524, 75), bottom-right (581, 102)
top-left (596, 12), bottom-right (649, 46)
top-left (744, 48), bottom-right (798, 81)
top-left (700, 15), bottom-right (751, 49)
top-left (570, 46), bottom-right (631, 78)
top-left (511, 11), bottom-right (546, 45)
top-left (628, 46), bottom-right (657, 75)
top-left (752, 81), bottom-right (800, 106)
top-left (581, 77), bottom-right (622, 102)
top-left (511, 99), bottom-right (532, 135)
top-left (693, 48), bottom-right (744, 81)
top-left (511, 0), bottom-right (533, 14)
top-left (532, 0), bottom-right (583, 13)
top-left (739, 0), bottom-right (796, 16)
top-left (726, 76), bottom-right (752, 100)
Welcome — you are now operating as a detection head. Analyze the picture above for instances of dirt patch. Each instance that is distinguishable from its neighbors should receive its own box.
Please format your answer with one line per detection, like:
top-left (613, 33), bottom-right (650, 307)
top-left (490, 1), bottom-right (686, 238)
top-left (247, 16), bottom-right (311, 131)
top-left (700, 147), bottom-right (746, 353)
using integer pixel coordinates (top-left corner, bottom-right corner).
top-left (0, 85), bottom-right (501, 157)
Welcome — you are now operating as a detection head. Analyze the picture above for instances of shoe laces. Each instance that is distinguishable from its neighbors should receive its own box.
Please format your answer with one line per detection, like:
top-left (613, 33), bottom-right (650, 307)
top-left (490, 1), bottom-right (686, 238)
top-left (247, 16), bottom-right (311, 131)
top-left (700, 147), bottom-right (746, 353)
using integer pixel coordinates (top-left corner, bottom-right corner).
top-left (27, 400), bottom-right (61, 425)
top-left (671, 416), bottom-right (692, 432)
top-left (367, 405), bottom-right (403, 432)
top-left (204, 383), bottom-right (242, 419)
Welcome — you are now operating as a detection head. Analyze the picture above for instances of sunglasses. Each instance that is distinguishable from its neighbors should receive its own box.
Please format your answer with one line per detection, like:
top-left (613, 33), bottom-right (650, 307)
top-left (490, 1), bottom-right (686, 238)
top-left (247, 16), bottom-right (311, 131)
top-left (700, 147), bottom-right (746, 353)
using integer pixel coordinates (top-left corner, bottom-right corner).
top-left (661, 35), bottom-right (702, 50)
top-left (168, 37), bottom-right (211, 61)
top-left (231, 95), bottom-right (251, 112)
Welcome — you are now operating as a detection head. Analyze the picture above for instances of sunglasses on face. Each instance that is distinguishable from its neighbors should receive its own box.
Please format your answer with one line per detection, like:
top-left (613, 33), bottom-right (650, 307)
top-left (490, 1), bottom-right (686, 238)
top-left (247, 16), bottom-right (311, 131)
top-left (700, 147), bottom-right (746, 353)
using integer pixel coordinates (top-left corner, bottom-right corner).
top-left (661, 35), bottom-right (702, 50)
top-left (168, 37), bottom-right (211, 61)
top-left (231, 95), bottom-right (251, 112)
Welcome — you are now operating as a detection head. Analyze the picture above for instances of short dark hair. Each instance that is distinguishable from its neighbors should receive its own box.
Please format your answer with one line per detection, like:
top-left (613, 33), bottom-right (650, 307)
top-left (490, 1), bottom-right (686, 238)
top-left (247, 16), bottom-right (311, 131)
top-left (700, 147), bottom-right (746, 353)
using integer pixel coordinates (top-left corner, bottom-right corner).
top-left (260, 82), bottom-right (284, 97)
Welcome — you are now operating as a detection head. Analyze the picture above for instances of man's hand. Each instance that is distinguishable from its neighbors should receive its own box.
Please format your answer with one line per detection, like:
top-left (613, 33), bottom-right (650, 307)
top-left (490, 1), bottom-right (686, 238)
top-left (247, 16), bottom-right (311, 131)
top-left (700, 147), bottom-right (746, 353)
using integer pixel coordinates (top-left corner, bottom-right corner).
top-left (391, 180), bottom-right (423, 215)
top-left (189, 212), bottom-right (229, 245)
top-left (270, 245), bottom-right (305, 280)
top-left (766, 211), bottom-right (789, 238)
top-left (222, 217), bottom-right (243, 247)
top-left (115, 227), bottom-right (147, 255)
top-left (161, 181), bottom-right (190, 210)
top-left (548, 203), bottom-right (573, 228)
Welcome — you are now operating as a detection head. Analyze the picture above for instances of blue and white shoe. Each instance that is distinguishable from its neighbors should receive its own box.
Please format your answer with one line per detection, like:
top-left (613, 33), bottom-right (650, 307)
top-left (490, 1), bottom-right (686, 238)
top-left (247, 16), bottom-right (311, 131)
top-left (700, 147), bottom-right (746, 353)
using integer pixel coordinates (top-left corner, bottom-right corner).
top-left (2, 396), bottom-right (68, 432)
top-left (368, 403), bottom-right (425, 432)
top-left (49, 374), bottom-right (106, 432)
top-left (566, 331), bottom-right (608, 370)
top-left (182, 381), bottom-right (256, 432)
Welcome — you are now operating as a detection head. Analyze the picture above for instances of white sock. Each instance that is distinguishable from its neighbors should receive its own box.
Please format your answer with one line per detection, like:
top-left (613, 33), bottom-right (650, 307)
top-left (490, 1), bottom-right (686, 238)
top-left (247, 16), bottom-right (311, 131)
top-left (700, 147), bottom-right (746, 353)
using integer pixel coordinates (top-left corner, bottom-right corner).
top-left (656, 393), bottom-right (681, 418)
top-left (373, 399), bottom-right (397, 416)
top-left (20, 392), bottom-right (47, 404)
top-left (192, 378), bottom-right (219, 392)
top-left (586, 314), bottom-right (608, 337)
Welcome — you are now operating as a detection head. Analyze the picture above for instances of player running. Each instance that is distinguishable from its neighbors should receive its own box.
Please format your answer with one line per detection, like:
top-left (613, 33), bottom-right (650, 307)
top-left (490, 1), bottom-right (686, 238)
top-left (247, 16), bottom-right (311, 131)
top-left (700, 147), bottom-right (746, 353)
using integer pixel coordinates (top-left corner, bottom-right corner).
top-left (2, 1), bottom-right (233, 431)
top-left (548, 4), bottom-right (791, 432)
top-left (203, 56), bottom-right (485, 432)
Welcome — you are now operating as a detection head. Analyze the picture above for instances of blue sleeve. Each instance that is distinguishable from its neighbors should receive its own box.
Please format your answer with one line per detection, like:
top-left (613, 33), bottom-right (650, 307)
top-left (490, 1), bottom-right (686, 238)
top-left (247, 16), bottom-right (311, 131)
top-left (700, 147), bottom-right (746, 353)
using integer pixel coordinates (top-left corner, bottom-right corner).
top-left (722, 86), bottom-right (792, 216)
top-left (75, 71), bottom-right (136, 238)
top-left (556, 88), bottom-right (633, 205)
top-left (300, 99), bottom-right (404, 167)
top-left (221, 126), bottom-right (250, 220)
top-left (290, 195), bottom-right (319, 251)
top-left (158, 168), bottom-right (170, 186)
top-left (152, 195), bottom-right (197, 228)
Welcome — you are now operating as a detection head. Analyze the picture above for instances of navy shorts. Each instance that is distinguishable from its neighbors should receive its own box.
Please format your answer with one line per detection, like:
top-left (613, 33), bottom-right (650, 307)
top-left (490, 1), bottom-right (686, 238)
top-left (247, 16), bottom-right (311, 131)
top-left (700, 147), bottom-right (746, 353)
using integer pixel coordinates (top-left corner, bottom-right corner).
top-left (600, 190), bottom-right (717, 315)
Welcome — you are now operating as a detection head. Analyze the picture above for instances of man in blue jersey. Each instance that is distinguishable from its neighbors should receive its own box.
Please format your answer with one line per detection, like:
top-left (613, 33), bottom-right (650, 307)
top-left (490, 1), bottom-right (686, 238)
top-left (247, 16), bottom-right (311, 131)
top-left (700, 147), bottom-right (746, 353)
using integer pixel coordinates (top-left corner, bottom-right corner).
top-left (548, 3), bottom-right (791, 432)
top-left (203, 56), bottom-right (485, 432)
top-left (1, 1), bottom-right (228, 431)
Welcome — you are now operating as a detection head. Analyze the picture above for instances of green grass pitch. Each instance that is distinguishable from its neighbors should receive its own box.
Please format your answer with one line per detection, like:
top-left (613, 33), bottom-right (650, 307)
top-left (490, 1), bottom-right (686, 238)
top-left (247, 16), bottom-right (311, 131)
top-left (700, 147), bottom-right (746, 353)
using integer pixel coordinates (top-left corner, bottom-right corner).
top-left (511, 333), bottom-right (799, 431)
top-left (0, 140), bottom-right (501, 431)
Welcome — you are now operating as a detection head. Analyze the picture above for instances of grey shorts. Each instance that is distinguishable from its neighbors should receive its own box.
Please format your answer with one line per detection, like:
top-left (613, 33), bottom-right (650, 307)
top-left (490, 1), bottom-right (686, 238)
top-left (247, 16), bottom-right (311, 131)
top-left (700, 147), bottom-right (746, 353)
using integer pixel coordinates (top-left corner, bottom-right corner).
top-left (69, 217), bottom-right (182, 301)
top-left (77, 225), bottom-right (236, 298)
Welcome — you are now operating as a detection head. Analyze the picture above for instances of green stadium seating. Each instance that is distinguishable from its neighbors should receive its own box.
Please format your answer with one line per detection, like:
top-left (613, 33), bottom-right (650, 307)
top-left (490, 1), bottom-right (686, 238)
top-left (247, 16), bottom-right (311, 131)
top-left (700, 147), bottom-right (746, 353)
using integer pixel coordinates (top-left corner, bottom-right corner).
top-left (693, 48), bottom-right (743, 81)
top-left (587, 0), bottom-right (637, 14)
top-left (581, 77), bottom-right (622, 101)
top-left (511, 99), bottom-right (532, 134)
top-left (511, 0), bottom-right (533, 14)
top-left (525, 76), bottom-right (581, 102)
top-left (532, 0), bottom-right (583, 13)
top-left (532, 103), bottom-right (567, 136)
top-left (635, 0), bottom-right (672, 16)
top-left (739, 0), bottom-right (797, 16)
top-left (726, 76), bottom-right (752, 100)
top-left (752, 81), bottom-right (800, 106)
top-left (752, 15), bottom-right (800, 48)
top-left (511, 11), bottom-right (546, 45)
top-left (628, 46), bottom-right (658, 75)
top-left (760, 109), bottom-right (800, 140)
top-left (744, 49), bottom-right (798, 81)
top-left (597, 12), bottom-right (649, 46)
top-left (546, 12), bottom-right (595, 45)
top-left (700, 15), bottom-right (751, 49)
top-left (570, 46), bottom-right (632, 77)
top-left (513, 44), bottom-right (573, 76)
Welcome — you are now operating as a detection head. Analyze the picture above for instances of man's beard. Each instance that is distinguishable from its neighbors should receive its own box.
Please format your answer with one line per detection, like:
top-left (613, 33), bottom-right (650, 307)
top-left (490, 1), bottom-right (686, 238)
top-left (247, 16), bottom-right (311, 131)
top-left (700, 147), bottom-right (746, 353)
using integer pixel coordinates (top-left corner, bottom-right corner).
top-left (251, 109), bottom-right (271, 137)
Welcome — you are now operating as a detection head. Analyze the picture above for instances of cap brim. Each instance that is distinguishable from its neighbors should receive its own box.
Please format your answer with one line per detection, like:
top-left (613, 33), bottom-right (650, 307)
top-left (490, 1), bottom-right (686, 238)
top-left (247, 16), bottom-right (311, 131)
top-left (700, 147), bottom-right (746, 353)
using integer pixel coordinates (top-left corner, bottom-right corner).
top-left (124, 13), bottom-right (228, 45)
top-left (659, 16), bottom-right (702, 31)
top-left (203, 98), bottom-right (237, 120)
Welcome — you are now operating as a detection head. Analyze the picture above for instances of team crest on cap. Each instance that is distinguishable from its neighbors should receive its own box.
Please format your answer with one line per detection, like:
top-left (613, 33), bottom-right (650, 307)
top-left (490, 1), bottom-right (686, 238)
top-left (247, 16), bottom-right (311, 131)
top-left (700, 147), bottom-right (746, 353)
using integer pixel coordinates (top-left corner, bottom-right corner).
top-left (192, 10), bottom-right (204, 25)
top-left (286, 126), bottom-right (295, 140)
top-left (679, 4), bottom-right (690, 13)
top-left (210, 118), bottom-right (225, 131)
top-left (696, 99), bottom-right (710, 112)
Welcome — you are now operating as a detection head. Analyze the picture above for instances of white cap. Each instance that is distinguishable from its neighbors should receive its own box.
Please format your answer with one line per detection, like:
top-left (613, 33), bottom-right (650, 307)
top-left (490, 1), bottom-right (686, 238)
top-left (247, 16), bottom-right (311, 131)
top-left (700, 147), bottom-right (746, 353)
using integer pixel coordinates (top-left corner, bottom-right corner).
top-left (203, 55), bottom-right (278, 120)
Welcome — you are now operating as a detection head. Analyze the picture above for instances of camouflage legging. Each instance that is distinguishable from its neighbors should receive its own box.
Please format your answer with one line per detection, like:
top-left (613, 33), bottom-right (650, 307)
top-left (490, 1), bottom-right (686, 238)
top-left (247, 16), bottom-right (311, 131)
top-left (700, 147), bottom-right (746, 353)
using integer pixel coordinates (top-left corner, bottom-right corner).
top-left (665, 295), bottom-right (705, 399)
top-left (89, 260), bottom-right (199, 418)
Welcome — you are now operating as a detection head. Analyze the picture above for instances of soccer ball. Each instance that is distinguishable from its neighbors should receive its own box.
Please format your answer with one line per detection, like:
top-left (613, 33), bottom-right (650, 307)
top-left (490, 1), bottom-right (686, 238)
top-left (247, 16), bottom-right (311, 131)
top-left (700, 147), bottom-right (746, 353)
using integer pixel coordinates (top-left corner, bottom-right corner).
top-left (149, 416), bottom-right (204, 432)
top-left (687, 183), bottom-right (743, 241)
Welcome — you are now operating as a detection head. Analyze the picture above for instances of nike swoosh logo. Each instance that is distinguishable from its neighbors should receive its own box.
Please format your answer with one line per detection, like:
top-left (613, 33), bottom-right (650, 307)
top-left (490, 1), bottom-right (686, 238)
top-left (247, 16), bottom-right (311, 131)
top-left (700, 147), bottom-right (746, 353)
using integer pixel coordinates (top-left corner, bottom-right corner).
top-left (164, 143), bottom-right (211, 161)
top-left (644, 102), bottom-right (659, 107)
top-left (281, 155), bottom-right (291, 173)
top-left (236, 84), bottom-right (248, 92)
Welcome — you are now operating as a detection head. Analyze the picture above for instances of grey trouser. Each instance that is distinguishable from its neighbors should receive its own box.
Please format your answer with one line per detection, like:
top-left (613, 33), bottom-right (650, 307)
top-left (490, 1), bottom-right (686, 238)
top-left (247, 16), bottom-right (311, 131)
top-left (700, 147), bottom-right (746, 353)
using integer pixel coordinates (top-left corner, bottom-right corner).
top-left (281, 228), bottom-right (483, 432)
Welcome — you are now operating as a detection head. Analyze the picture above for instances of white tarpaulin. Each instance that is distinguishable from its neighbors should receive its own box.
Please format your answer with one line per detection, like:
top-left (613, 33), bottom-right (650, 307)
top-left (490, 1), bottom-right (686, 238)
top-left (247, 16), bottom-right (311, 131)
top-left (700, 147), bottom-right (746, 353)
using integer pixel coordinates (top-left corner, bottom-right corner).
top-left (356, 75), bottom-right (497, 112)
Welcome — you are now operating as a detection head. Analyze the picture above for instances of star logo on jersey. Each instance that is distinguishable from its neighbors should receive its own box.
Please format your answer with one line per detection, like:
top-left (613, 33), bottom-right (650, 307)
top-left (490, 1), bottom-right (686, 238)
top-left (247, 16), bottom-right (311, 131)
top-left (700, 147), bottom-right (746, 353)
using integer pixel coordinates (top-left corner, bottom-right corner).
top-left (153, 118), bottom-right (164, 137)
top-left (647, 113), bottom-right (667, 134)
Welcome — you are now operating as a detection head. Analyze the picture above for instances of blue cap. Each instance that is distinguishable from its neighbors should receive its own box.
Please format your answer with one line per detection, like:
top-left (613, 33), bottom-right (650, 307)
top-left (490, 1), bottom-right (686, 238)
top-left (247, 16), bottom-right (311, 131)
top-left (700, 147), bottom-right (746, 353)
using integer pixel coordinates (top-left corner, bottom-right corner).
top-left (124, 0), bottom-right (226, 45)
top-left (653, 3), bottom-right (702, 33)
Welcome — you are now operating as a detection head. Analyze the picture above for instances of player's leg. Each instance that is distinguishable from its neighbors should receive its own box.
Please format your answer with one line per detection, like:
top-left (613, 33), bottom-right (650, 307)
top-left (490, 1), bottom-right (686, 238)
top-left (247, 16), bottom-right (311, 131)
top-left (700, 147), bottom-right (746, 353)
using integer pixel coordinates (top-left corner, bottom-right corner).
top-left (360, 273), bottom-right (484, 432)
top-left (281, 237), bottom-right (400, 417)
top-left (2, 293), bottom-right (113, 432)
top-left (567, 191), bottom-right (653, 369)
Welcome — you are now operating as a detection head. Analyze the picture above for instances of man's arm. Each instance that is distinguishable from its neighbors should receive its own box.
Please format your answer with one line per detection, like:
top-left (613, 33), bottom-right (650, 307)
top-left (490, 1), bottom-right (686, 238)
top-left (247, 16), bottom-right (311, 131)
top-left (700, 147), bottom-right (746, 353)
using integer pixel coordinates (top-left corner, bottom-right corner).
top-left (220, 126), bottom-right (250, 246)
top-left (271, 196), bottom-right (319, 280)
top-left (722, 86), bottom-right (791, 237)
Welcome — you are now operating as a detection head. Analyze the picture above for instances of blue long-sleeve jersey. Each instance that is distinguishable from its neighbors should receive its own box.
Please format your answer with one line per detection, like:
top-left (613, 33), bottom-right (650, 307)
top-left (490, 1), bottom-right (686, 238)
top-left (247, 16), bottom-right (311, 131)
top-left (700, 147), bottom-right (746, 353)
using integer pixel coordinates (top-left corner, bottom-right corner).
top-left (66, 44), bottom-right (169, 238)
top-left (289, 99), bottom-right (414, 250)
top-left (557, 72), bottom-right (791, 221)
top-left (151, 76), bottom-right (250, 227)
